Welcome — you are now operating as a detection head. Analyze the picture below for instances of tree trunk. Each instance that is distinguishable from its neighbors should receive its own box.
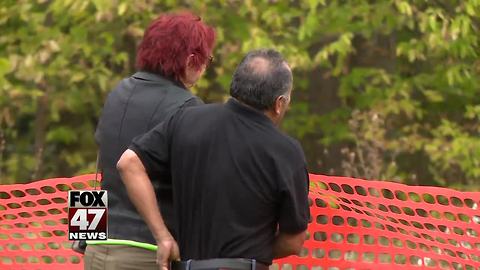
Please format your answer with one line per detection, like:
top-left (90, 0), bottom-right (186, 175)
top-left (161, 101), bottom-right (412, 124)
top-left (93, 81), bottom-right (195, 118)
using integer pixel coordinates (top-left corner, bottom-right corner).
top-left (31, 86), bottom-right (50, 180)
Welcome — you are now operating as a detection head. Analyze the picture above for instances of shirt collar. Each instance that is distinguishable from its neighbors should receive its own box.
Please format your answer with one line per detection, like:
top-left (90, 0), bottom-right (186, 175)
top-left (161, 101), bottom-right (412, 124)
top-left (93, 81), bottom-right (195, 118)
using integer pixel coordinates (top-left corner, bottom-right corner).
top-left (225, 98), bottom-right (275, 127)
top-left (133, 71), bottom-right (187, 89)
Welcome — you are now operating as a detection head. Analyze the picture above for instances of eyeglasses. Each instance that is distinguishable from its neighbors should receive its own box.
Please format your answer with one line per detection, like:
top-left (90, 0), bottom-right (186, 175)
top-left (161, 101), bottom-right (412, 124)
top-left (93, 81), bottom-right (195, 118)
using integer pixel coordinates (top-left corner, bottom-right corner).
top-left (191, 54), bottom-right (214, 68)
top-left (207, 55), bottom-right (214, 67)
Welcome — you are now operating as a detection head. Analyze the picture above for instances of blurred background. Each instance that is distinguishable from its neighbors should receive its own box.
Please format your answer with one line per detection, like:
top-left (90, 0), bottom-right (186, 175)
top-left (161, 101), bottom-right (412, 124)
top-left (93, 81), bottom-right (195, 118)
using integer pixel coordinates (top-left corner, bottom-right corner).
top-left (0, 0), bottom-right (479, 190)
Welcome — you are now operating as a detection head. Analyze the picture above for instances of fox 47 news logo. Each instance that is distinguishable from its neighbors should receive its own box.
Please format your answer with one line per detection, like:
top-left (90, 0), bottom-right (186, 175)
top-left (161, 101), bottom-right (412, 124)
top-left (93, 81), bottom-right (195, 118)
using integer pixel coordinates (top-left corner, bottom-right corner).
top-left (68, 190), bottom-right (108, 240)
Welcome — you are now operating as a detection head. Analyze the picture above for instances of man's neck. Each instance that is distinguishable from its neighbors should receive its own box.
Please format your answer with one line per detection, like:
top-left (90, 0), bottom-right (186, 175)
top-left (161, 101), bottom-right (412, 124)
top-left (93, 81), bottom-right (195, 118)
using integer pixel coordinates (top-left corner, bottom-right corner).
top-left (232, 98), bottom-right (278, 126)
top-left (264, 110), bottom-right (279, 126)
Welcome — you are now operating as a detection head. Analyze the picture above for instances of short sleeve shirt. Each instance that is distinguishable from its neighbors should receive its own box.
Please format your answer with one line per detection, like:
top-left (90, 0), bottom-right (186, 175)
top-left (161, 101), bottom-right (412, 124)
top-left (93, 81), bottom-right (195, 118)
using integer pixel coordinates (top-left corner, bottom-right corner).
top-left (130, 98), bottom-right (310, 264)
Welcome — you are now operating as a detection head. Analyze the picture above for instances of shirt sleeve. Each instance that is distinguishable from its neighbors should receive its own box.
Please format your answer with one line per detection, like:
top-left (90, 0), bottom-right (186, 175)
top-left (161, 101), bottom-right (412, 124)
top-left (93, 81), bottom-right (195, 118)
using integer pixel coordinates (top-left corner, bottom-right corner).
top-left (129, 110), bottom-right (179, 179)
top-left (278, 166), bottom-right (310, 234)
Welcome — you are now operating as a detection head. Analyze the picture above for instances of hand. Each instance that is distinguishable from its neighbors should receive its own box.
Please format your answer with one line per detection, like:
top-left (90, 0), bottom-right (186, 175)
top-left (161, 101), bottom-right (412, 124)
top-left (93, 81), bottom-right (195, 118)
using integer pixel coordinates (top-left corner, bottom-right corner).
top-left (156, 237), bottom-right (180, 270)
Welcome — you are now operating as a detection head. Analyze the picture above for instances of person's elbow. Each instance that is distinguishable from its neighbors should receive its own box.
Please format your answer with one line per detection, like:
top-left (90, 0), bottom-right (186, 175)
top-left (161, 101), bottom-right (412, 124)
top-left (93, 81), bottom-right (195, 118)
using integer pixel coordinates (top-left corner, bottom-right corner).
top-left (116, 149), bottom-right (140, 177)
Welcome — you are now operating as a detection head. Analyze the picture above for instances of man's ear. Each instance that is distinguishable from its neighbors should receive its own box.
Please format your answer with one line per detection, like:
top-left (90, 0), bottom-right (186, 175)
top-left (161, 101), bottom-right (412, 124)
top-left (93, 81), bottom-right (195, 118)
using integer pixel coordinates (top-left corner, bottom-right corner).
top-left (274, 95), bottom-right (285, 115)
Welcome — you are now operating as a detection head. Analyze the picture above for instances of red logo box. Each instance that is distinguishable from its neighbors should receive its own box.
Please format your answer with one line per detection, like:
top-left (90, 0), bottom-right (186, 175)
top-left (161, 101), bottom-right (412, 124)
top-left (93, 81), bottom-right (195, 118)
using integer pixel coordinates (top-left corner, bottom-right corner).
top-left (68, 190), bottom-right (108, 240)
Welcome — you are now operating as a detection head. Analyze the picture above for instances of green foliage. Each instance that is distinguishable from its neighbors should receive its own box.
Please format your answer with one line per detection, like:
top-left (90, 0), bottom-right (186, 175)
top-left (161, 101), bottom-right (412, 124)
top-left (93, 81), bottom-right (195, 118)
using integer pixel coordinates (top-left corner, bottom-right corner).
top-left (1, 0), bottom-right (479, 190)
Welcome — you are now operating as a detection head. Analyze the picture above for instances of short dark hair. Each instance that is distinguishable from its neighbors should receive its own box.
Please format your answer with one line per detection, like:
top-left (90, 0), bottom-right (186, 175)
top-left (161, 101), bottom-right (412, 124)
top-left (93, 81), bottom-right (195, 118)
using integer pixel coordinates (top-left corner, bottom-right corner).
top-left (230, 49), bottom-right (292, 110)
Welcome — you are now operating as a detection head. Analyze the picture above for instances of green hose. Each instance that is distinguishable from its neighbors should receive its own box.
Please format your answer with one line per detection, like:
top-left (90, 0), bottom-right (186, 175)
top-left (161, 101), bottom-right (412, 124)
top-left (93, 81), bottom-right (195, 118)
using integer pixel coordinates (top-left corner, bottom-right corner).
top-left (86, 239), bottom-right (157, 251)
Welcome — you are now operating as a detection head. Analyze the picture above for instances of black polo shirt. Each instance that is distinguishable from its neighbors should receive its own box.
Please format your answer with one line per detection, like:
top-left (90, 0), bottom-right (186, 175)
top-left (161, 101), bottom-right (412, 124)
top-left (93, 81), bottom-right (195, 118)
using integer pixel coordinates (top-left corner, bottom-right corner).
top-left (130, 98), bottom-right (310, 264)
top-left (95, 71), bottom-right (203, 244)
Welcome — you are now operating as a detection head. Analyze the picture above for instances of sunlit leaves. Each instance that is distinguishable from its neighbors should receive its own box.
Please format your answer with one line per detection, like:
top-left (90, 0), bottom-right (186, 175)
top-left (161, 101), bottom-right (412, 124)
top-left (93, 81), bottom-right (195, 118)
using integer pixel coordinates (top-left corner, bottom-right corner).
top-left (1, 0), bottom-right (479, 188)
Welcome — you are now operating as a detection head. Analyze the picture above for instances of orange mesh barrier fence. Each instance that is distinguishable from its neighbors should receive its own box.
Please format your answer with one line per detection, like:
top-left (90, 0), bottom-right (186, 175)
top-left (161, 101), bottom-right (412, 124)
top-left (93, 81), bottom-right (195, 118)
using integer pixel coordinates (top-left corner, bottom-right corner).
top-left (0, 174), bottom-right (99, 270)
top-left (1, 174), bottom-right (479, 270)
top-left (274, 174), bottom-right (480, 270)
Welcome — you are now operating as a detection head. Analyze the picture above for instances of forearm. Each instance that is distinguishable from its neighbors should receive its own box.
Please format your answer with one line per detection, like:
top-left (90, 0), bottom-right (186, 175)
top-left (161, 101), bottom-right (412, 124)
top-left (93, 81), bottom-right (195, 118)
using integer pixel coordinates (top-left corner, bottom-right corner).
top-left (117, 149), bottom-right (172, 242)
top-left (273, 231), bottom-right (306, 259)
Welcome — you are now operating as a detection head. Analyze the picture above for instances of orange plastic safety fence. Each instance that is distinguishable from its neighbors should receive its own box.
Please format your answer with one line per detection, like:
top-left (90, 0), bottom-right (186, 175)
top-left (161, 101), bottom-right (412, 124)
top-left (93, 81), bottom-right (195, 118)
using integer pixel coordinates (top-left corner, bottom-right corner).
top-left (274, 174), bottom-right (480, 270)
top-left (0, 174), bottom-right (98, 270)
top-left (1, 174), bottom-right (479, 270)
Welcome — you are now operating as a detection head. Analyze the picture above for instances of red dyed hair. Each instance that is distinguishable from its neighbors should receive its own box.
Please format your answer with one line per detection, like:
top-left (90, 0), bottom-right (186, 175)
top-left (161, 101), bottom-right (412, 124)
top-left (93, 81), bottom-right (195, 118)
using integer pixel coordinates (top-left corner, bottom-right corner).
top-left (136, 11), bottom-right (216, 81)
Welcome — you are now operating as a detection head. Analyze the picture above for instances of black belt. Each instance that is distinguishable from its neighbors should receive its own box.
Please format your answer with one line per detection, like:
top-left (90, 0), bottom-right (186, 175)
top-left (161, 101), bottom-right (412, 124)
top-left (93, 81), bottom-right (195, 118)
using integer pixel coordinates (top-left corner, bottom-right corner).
top-left (171, 258), bottom-right (269, 270)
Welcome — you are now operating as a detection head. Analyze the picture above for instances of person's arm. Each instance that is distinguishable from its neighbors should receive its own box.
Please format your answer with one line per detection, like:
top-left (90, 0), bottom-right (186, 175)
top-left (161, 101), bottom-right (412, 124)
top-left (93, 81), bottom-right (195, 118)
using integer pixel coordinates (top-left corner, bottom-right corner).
top-left (273, 230), bottom-right (307, 258)
top-left (117, 110), bottom-right (183, 270)
top-left (274, 165), bottom-right (310, 258)
top-left (117, 150), bottom-right (179, 269)
top-left (117, 149), bottom-right (172, 242)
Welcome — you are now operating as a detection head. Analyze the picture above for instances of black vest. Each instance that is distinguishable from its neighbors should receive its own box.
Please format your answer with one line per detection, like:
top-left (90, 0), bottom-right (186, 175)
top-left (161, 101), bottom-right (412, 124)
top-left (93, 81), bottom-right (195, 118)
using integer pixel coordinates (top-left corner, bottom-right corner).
top-left (95, 71), bottom-right (201, 244)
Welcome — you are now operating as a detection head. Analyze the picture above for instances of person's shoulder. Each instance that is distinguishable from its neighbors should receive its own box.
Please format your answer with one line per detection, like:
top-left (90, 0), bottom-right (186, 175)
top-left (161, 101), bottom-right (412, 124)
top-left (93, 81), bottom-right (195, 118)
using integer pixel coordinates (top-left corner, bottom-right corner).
top-left (280, 133), bottom-right (304, 153)
top-left (272, 132), bottom-right (306, 162)
top-left (102, 77), bottom-right (132, 102)
top-left (128, 73), bottom-right (191, 101)
top-left (183, 102), bottom-right (224, 114)
top-left (167, 83), bottom-right (195, 99)
top-left (181, 96), bottom-right (204, 108)
top-left (170, 102), bottom-right (224, 129)
top-left (155, 85), bottom-right (202, 114)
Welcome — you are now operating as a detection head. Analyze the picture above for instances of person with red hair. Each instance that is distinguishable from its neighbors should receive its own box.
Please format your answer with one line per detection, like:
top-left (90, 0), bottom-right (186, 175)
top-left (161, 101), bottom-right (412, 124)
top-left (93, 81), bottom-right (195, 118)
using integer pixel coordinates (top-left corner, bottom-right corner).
top-left (136, 11), bottom-right (215, 87)
top-left (83, 11), bottom-right (215, 270)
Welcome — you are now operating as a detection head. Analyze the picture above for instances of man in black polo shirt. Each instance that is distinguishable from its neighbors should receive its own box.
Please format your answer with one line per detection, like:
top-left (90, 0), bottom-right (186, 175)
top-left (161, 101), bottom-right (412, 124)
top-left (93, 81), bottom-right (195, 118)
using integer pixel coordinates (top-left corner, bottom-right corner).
top-left (118, 49), bottom-right (310, 270)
